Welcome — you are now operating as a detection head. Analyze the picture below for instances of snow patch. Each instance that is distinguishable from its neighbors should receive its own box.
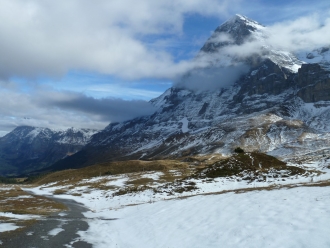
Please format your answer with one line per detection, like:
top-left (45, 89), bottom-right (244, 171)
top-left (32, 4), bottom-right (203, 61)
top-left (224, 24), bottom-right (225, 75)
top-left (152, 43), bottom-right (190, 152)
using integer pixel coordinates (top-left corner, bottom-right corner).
top-left (48, 227), bottom-right (64, 236)
top-left (0, 212), bottom-right (40, 220)
top-left (181, 117), bottom-right (189, 133)
top-left (0, 223), bottom-right (20, 233)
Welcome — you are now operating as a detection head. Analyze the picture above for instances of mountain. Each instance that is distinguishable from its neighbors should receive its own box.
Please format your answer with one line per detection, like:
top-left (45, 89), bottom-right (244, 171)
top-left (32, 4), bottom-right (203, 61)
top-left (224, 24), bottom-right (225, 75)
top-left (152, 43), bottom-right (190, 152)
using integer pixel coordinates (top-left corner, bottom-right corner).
top-left (35, 15), bottom-right (330, 172)
top-left (0, 126), bottom-right (97, 176)
top-left (198, 14), bottom-right (302, 72)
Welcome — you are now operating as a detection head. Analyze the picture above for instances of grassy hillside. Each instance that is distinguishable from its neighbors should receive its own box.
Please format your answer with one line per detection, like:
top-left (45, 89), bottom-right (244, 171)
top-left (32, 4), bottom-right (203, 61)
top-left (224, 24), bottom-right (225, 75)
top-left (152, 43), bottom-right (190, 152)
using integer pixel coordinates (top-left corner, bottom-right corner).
top-left (192, 152), bottom-right (307, 181)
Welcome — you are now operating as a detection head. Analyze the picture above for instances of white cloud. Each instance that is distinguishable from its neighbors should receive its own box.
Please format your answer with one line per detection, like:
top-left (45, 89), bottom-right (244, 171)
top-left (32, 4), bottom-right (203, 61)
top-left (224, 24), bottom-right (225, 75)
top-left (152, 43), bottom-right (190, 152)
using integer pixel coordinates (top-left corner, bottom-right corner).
top-left (0, 82), bottom-right (157, 136)
top-left (0, 0), bottom-right (236, 80)
top-left (176, 64), bottom-right (249, 91)
top-left (84, 84), bottom-right (166, 100)
top-left (206, 33), bottom-right (233, 44)
top-left (266, 14), bottom-right (330, 52)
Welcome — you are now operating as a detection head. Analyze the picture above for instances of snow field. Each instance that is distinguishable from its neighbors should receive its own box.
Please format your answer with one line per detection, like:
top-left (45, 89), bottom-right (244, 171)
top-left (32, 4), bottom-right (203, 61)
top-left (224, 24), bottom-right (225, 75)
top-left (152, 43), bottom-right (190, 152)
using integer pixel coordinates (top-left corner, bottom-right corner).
top-left (20, 160), bottom-right (330, 247)
top-left (79, 186), bottom-right (330, 248)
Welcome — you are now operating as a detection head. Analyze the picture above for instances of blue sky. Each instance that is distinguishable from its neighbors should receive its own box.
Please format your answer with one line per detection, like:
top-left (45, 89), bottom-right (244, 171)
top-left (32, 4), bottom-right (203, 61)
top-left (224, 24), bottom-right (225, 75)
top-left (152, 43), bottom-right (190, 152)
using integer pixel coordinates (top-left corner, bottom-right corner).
top-left (0, 0), bottom-right (330, 135)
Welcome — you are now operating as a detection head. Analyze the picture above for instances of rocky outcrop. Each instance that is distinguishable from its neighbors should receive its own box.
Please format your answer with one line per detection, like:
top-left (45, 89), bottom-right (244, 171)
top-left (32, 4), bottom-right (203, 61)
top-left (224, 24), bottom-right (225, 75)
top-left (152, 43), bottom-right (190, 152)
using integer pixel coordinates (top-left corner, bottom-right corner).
top-left (296, 64), bottom-right (330, 102)
top-left (236, 59), bottom-right (294, 98)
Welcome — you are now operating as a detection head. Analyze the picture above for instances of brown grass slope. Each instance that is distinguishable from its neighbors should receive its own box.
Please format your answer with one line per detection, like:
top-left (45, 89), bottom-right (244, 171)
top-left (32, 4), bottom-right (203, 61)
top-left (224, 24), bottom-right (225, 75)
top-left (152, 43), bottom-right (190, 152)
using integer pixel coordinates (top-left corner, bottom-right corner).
top-left (29, 159), bottom-right (192, 186)
top-left (192, 152), bottom-right (307, 181)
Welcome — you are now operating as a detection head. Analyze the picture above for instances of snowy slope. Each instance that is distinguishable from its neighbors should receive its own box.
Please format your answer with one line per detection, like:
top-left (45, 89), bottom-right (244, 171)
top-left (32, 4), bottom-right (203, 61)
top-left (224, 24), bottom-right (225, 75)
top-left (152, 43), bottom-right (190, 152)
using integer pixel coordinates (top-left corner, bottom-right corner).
top-left (78, 187), bottom-right (330, 248)
top-left (26, 158), bottom-right (330, 248)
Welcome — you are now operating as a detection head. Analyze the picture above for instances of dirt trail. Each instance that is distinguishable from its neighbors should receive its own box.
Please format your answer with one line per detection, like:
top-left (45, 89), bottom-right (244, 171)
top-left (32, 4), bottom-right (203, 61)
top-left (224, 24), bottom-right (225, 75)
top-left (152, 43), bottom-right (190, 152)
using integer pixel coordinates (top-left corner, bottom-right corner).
top-left (0, 197), bottom-right (92, 248)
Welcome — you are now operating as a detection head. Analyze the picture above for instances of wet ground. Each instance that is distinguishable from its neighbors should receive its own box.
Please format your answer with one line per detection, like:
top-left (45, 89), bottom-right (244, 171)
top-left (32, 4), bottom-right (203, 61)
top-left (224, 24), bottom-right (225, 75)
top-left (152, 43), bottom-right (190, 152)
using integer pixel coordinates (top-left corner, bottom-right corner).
top-left (0, 198), bottom-right (92, 248)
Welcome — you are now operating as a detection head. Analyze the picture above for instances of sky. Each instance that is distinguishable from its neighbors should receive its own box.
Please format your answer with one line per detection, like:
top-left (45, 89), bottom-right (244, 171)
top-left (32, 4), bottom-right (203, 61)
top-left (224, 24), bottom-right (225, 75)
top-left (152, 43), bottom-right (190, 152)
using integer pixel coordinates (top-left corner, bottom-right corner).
top-left (0, 0), bottom-right (330, 136)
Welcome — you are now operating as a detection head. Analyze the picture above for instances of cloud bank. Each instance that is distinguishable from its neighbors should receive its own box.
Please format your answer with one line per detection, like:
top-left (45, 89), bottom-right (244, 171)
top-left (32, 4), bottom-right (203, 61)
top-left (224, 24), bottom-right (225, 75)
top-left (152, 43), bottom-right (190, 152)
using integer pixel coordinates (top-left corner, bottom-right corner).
top-left (0, 82), bottom-right (156, 136)
top-left (0, 0), bottom-right (236, 80)
top-left (47, 93), bottom-right (157, 123)
top-left (176, 64), bottom-right (249, 91)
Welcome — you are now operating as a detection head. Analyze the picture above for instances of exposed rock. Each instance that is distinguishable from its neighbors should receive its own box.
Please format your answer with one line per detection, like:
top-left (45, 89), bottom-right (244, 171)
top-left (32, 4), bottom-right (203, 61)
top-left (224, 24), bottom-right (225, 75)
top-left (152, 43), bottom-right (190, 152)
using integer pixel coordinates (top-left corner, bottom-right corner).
top-left (296, 64), bottom-right (330, 102)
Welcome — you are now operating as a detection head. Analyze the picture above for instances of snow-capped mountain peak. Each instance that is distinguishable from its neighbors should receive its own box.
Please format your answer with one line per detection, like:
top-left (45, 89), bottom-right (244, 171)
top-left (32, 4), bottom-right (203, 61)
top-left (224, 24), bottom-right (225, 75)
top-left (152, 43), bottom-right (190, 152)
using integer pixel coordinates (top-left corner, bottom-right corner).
top-left (4, 126), bottom-right (97, 145)
top-left (198, 14), bottom-right (303, 73)
top-left (227, 14), bottom-right (265, 33)
top-left (0, 126), bottom-right (99, 176)
top-left (201, 14), bottom-right (264, 53)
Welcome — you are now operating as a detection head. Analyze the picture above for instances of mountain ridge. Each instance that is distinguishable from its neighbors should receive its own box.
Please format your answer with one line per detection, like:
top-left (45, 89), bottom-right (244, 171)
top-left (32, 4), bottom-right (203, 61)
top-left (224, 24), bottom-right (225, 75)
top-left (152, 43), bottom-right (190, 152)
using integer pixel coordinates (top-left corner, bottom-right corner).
top-left (0, 126), bottom-right (98, 176)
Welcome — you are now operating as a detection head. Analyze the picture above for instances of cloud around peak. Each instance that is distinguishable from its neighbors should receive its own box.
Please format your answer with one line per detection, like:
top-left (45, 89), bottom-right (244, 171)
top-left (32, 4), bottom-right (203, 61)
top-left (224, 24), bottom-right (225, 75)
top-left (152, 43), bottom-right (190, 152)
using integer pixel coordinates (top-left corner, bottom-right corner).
top-left (173, 13), bottom-right (330, 91)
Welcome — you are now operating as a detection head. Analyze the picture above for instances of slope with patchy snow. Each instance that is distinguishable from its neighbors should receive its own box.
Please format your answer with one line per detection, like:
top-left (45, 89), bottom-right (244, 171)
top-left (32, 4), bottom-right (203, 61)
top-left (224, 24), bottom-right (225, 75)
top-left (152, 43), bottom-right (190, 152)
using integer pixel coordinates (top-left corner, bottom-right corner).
top-left (22, 156), bottom-right (330, 248)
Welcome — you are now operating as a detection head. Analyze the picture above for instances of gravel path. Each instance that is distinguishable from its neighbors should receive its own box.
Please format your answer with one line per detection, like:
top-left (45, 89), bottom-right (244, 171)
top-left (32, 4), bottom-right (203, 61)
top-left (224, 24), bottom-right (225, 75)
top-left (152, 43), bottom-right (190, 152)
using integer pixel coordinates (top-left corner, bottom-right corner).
top-left (0, 197), bottom-right (93, 248)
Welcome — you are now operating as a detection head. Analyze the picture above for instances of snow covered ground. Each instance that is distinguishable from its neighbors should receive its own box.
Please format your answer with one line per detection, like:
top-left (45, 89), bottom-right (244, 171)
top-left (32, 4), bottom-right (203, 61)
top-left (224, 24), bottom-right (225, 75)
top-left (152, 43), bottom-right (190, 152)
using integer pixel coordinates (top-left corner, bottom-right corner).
top-left (26, 183), bottom-right (330, 248)
top-left (79, 186), bottom-right (330, 248)
top-left (16, 158), bottom-right (330, 248)
top-left (1, 157), bottom-right (329, 247)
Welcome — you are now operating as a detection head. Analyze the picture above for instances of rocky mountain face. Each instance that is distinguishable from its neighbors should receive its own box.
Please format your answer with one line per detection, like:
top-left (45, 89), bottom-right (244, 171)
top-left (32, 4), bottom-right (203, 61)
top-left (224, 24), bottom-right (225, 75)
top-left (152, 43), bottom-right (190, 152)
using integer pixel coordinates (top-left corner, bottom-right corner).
top-left (35, 15), bottom-right (330, 172)
top-left (0, 126), bottom-right (97, 176)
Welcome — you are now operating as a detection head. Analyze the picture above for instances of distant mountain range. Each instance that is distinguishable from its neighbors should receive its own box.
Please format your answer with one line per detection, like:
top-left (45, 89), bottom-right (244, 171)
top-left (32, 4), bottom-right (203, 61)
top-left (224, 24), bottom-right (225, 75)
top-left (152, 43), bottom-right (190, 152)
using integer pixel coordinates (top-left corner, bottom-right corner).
top-left (0, 126), bottom-right (97, 176)
top-left (2, 14), bottom-right (330, 176)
